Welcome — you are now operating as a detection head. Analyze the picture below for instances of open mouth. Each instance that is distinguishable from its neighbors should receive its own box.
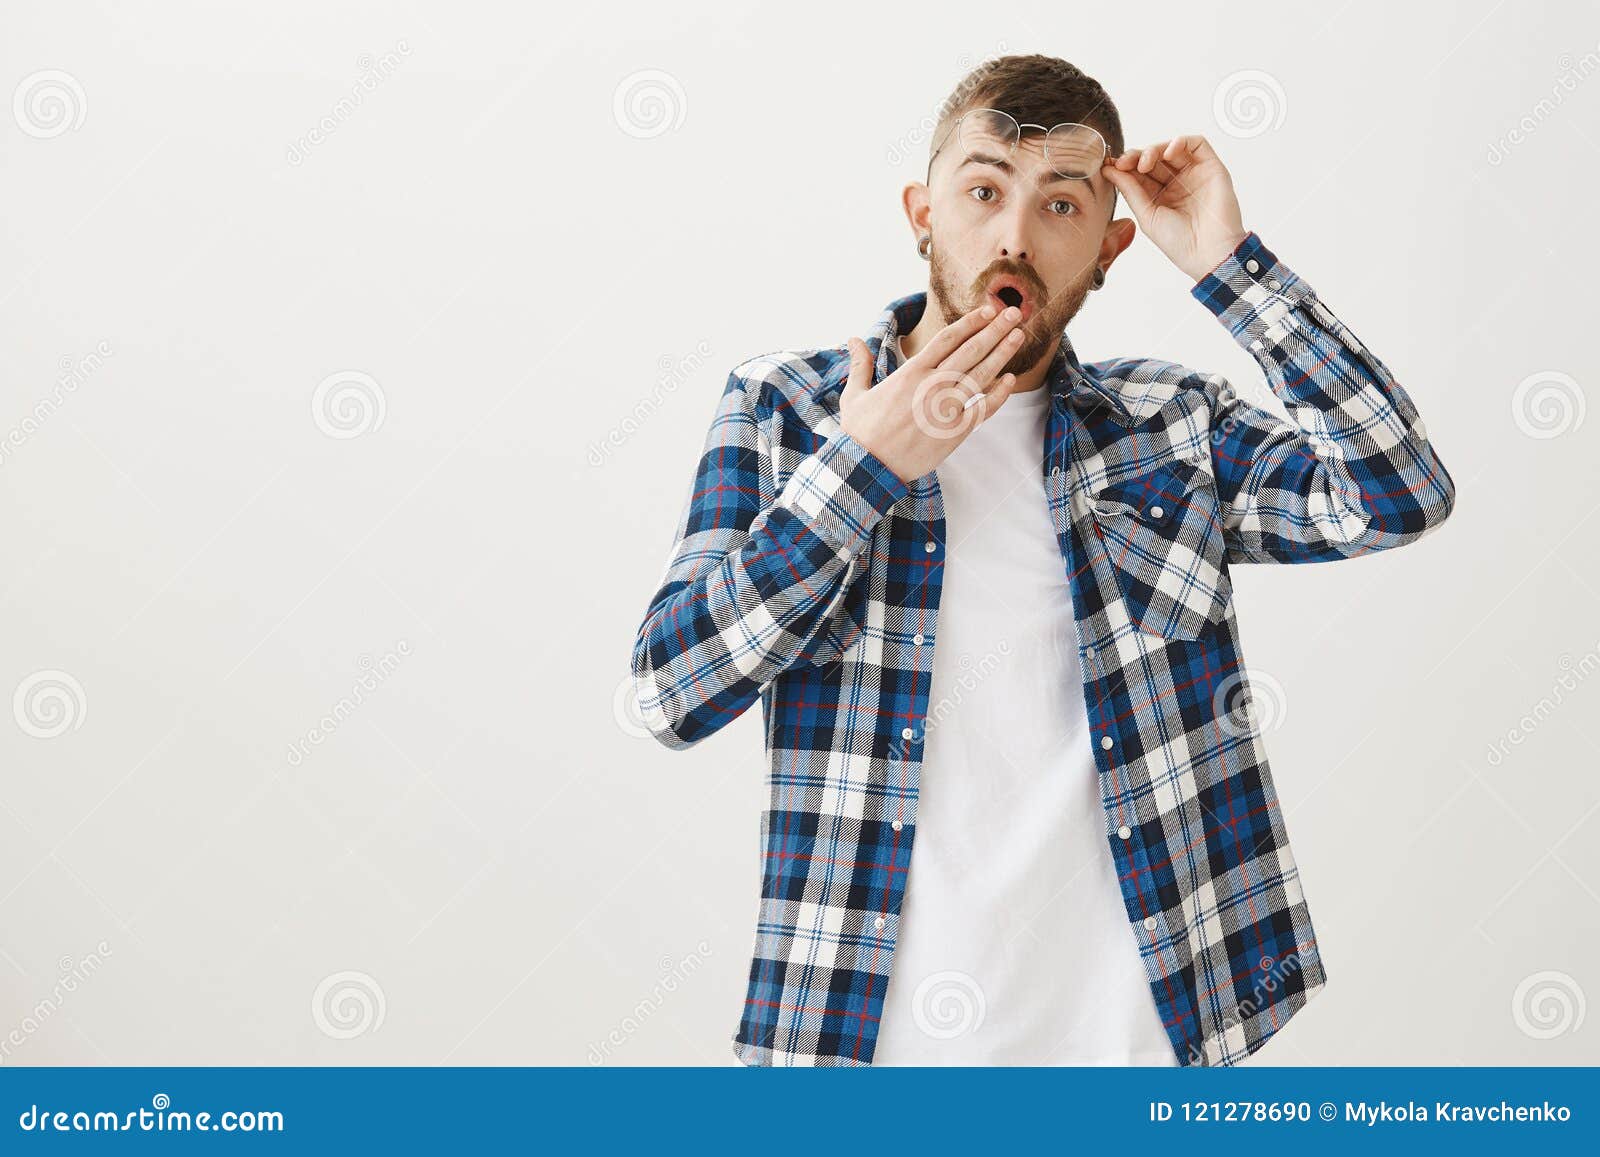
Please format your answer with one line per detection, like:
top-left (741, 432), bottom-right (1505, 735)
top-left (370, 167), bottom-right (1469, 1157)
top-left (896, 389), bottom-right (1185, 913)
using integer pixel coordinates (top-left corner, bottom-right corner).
top-left (983, 275), bottom-right (1037, 323)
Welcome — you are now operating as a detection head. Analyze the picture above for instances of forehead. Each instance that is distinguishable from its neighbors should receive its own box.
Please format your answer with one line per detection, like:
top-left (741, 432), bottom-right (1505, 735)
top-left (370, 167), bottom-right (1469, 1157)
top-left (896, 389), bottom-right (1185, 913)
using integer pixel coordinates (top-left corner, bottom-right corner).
top-left (947, 135), bottom-right (1111, 202)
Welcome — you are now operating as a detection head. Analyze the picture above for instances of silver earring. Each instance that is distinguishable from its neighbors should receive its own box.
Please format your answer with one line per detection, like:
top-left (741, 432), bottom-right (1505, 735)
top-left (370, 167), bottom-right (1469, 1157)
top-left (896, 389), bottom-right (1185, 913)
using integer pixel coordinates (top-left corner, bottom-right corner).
top-left (1091, 266), bottom-right (1105, 290)
top-left (917, 234), bottom-right (932, 260)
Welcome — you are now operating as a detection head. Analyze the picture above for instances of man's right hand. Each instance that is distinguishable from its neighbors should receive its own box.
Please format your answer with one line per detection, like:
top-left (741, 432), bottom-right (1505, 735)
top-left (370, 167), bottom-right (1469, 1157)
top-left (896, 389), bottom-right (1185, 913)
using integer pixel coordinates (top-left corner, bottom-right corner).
top-left (837, 304), bottom-right (1025, 485)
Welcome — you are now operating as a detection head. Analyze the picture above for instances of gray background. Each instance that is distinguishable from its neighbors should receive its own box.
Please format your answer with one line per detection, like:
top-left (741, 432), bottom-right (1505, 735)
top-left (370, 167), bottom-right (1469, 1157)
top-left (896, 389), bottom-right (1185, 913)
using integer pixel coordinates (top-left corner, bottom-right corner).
top-left (1, 0), bottom-right (1595, 1065)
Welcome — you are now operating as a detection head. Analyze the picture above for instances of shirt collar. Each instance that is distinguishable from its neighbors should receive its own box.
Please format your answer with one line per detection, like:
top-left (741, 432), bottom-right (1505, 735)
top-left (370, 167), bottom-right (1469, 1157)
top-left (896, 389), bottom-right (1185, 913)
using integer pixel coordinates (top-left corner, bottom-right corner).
top-left (844, 291), bottom-right (1131, 421)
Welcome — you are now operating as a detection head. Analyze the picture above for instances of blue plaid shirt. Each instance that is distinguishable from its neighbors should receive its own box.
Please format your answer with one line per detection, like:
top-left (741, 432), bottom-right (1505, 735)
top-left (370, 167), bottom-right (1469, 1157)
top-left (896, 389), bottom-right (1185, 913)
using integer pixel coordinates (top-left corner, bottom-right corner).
top-left (630, 232), bottom-right (1456, 1065)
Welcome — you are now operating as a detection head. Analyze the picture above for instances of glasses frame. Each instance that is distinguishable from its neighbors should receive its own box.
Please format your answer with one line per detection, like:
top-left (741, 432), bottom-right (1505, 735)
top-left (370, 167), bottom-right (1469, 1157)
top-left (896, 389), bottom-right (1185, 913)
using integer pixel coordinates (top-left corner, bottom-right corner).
top-left (926, 107), bottom-right (1112, 190)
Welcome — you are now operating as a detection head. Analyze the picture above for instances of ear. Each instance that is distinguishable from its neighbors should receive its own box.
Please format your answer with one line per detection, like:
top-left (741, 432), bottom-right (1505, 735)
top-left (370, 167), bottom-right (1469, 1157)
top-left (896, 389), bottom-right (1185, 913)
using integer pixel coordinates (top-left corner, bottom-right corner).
top-left (1098, 217), bottom-right (1137, 276)
top-left (902, 182), bottom-right (931, 247)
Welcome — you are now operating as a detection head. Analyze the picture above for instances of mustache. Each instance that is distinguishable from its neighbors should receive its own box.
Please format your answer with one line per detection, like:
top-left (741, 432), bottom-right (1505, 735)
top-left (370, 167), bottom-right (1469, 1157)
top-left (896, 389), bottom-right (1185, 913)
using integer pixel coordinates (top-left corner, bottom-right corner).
top-left (972, 264), bottom-right (1047, 306)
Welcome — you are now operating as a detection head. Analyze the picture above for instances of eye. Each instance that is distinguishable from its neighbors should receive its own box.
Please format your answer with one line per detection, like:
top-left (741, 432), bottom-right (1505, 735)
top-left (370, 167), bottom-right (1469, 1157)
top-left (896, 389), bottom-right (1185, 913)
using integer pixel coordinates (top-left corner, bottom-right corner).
top-left (1047, 198), bottom-right (1080, 217)
top-left (967, 184), bottom-right (997, 204)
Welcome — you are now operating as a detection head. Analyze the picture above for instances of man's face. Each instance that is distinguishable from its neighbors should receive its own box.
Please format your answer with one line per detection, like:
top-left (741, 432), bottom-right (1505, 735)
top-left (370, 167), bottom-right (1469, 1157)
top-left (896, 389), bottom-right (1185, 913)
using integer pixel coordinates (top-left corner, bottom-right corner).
top-left (924, 132), bottom-right (1113, 378)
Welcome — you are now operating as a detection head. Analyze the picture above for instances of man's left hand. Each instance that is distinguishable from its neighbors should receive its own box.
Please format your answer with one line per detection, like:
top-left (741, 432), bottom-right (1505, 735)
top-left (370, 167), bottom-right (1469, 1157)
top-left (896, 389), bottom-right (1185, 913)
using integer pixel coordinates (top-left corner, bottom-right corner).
top-left (1100, 135), bottom-right (1249, 284)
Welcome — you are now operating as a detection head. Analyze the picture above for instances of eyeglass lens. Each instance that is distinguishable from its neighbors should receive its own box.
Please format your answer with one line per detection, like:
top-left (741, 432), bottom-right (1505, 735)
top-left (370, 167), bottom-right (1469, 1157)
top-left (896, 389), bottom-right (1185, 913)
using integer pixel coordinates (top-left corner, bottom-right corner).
top-left (955, 109), bottom-right (1107, 181)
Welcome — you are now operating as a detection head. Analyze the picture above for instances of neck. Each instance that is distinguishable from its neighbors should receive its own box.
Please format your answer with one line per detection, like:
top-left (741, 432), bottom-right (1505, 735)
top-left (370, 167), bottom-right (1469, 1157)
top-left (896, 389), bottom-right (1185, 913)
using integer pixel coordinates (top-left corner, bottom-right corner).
top-left (899, 298), bottom-right (1056, 396)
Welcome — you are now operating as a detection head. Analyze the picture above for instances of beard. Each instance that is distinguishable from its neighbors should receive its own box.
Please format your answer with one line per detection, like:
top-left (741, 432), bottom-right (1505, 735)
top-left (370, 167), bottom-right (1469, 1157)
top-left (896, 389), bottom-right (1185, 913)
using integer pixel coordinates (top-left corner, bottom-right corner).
top-left (927, 245), bottom-right (1096, 378)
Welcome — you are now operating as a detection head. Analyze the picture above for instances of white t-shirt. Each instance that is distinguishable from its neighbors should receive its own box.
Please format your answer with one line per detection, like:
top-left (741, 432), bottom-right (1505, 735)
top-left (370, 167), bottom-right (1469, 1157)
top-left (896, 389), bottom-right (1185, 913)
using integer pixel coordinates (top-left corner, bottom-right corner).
top-left (870, 341), bottom-right (1179, 1065)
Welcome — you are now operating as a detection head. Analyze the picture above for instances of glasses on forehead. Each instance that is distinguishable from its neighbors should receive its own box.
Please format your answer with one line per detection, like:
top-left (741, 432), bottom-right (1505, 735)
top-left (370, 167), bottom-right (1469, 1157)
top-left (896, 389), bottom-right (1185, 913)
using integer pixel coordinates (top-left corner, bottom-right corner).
top-left (927, 107), bottom-right (1111, 184)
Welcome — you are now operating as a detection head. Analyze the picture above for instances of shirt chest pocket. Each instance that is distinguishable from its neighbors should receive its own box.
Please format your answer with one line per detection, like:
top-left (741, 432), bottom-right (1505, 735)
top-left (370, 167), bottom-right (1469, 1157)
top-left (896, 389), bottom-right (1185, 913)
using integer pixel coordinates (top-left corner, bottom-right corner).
top-left (1090, 458), bottom-right (1231, 640)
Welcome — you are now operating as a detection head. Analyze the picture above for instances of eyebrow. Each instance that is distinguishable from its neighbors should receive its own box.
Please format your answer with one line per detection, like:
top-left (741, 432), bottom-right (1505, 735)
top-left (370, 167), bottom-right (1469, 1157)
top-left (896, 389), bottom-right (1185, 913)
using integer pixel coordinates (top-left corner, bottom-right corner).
top-left (955, 155), bottom-right (1106, 202)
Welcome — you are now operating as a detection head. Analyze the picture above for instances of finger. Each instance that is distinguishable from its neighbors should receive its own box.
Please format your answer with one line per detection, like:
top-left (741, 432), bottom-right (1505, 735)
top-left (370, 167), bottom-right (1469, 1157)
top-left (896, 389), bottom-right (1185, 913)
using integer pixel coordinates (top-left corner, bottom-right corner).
top-left (958, 371), bottom-right (1018, 426)
top-left (1170, 134), bottom-right (1219, 167)
top-left (1161, 135), bottom-right (1197, 166)
top-left (965, 320), bottom-right (1027, 388)
top-left (838, 336), bottom-right (872, 403)
top-left (1113, 152), bottom-right (1180, 200)
top-left (938, 306), bottom-right (1024, 376)
top-left (913, 303), bottom-right (998, 367)
top-left (1145, 154), bottom-right (1182, 185)
top-left (1136, 143), bottom-right (1165, 174)
top-left (1101, 163), bottom-right (1159, 217)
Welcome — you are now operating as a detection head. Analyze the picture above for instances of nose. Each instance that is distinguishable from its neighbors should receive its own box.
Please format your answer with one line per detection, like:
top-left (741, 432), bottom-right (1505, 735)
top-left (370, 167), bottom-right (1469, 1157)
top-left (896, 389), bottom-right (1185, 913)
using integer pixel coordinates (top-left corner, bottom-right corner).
top-left (997, 201), bottom-right (1035, 267)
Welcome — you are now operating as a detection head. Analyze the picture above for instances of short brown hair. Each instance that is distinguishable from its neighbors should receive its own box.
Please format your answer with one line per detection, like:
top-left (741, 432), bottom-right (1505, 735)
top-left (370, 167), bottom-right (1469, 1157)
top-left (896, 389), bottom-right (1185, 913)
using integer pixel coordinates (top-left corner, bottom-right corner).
top-left (930, 53), bottom-right (1124, 209)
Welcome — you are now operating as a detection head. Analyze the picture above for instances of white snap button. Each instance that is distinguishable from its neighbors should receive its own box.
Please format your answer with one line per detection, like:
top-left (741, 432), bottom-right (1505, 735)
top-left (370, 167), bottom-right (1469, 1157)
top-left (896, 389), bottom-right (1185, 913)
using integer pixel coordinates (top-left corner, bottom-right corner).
top-left (1143, 916), bottom-right (1158, 931)
top-left (873, 915), bottom-right (886, 930)
top-left (912, 633), bottom-right (925, 645)
top-left (902, 727), bottom-right (915, 740)
top-left (891, 819), bottom-right (903, 831)
top-left (924, 540), bottom-right (937, 553)
top-left (1100, 735), bottom-right (1114, 750)
top-left (1051, 464), bottom-right (1061, 475)
top-left (1148, 505), bottom-right (1164, 519)
top-left (1118, 825), bottom-right (1132, 839)
top-left (1268, 278), bottom-right (1282, 290)
top-left (1244, 259), bottom-right (1260, 274)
